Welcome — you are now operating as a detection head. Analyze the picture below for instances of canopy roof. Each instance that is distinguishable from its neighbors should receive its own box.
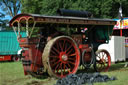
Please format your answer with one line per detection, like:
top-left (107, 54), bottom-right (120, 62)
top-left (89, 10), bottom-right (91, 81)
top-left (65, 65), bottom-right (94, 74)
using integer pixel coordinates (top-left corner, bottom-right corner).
top-left (10, 13), bottom-right (116, 27)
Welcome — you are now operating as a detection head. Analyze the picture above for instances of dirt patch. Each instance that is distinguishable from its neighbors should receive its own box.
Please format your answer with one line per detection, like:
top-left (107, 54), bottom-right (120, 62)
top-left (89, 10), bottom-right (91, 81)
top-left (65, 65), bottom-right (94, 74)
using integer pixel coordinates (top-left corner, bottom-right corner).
top-left (26, 77), bottom-right (57, 85)
top-left (26, 80), bottom-right (41, 85)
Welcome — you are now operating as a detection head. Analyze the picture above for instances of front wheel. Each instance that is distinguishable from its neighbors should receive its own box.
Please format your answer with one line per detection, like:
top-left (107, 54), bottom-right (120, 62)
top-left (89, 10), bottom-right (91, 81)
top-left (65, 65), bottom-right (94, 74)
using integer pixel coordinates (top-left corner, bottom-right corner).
top-left (94, 49), bottom-right (111, 72)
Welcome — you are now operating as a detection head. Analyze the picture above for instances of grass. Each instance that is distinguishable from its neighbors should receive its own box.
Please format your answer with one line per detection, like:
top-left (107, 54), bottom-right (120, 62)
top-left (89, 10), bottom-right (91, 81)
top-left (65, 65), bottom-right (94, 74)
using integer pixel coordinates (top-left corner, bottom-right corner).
top-left (0, 62), bottom-right (56, 85)
top-left (95, 62), bottom-right (128, 85)
top-left (0, 61), bottom-right (128, 85)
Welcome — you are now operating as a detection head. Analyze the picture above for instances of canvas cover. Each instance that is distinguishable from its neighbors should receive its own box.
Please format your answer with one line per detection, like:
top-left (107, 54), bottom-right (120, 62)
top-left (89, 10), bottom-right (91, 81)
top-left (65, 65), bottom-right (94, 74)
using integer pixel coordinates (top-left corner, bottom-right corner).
top-left (0, 31), bottom-right (26, 55)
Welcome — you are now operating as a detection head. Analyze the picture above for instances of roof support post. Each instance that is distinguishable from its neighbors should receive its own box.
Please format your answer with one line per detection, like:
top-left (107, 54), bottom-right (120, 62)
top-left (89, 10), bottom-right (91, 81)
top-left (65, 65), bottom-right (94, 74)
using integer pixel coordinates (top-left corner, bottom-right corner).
top-left (29, 21), bottom-right (36, 38)
top-left (13, 26), bottom-right (18, 38)
top-left (26, 20), bottom-right (29, 37)
top-left (18, 22), bottom-right (20, 37)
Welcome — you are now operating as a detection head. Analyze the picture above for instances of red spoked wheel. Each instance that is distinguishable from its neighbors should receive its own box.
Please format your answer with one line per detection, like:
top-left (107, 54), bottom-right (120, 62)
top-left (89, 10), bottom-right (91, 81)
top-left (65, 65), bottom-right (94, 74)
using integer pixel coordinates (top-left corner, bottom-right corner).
top-left (95, 49), bottom-right (111, 72)
top-left (42, 36), bottom-right (80, 78)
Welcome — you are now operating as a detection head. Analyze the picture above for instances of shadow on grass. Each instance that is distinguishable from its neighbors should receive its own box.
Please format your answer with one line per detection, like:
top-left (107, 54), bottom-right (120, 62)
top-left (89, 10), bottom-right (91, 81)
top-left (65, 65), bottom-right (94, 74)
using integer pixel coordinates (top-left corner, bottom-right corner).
top-left (0, 61), bottom-right (22, 63)
top-left (76, 65), bottom-right (96, 74)
top-left (108, 62), bottom-right (128, 72)
top-left (77, 62), bottom-right (128, 74)
top-left (0, 61), bottom-right (14, 63)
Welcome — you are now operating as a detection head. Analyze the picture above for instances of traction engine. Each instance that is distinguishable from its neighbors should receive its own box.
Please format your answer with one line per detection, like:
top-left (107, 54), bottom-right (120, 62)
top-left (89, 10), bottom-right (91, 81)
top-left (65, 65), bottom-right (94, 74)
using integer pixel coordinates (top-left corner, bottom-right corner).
top-left (10, 9), bottom-right (116, 78)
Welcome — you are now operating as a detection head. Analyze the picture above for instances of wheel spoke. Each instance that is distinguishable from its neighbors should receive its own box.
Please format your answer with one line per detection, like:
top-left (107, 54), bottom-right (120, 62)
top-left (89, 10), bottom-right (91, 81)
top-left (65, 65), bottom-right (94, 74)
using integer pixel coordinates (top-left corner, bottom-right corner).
top-left (68, 61), bottom-right (75, 65)
top-left (97, 55), bottom-right (101, 59)
top-left (67, 63), bottom-right (71, 68)
top-left (60, 63), bottom-right (63, 77)
top-left (103, 63), bottom-right (107, 67)
top-left (51, 60), bottom-right (60, 67)
top-left (65, 64), bottom-right (71, 73)
top-left (59, 42), bottom-right (63, 51)
top-left (63, 63), bottom-right (66, 74)
top-left (57, 62), bottom-right (62, 74)
top-left (102, 53), bottom-right (105, 60)
top-left (49, 56), bottom-right (59, 58)
top-left (55, 63), bottom-right (60, 73)
top-left (102, 52), bottom-right (105, 57)
top-left (67, 49), bottom-right (73, 55)
top-left (50, 59), bottom-right (58, 63)
top-left (63, 40), bottom-right (66, 51)
top-left (51, 50), bottom-right (58, 56)
top-left (65, 42), bottom-right (68, 52)
top-left (68, 58), bottom-right (75, 61)
top-left (66, 45), bottom-right (72, 53)
top-left (97, 60), bottom-right (102, 64)
top-left (52, 46), bottom-right (60, 54)
top-left (105, 57), bottom-right (108, 62)
top-left (68, 53), bottom-right (76, 56)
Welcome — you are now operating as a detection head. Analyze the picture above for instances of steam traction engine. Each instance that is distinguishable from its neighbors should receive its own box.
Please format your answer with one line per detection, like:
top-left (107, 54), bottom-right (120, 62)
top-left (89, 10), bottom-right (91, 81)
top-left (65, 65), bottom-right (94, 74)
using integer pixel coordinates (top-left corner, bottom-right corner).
top-left (9, 9), bottom-right (116, 78)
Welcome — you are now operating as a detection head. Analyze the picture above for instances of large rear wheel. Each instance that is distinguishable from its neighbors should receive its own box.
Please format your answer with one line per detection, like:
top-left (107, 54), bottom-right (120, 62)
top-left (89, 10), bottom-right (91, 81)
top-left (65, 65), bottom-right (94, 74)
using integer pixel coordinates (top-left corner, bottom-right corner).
top-left (42, 36), bottom-right (80, 78)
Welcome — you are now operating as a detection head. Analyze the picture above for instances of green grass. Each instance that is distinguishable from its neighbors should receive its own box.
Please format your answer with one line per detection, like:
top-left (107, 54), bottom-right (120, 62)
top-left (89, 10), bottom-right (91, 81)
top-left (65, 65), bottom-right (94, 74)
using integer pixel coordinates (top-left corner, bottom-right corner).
top-left (0, 62), bottom-right (56, 85)
top-left (0, 61), bottom-right (128, 85)
top-left (94, 63), bottom-right (128, 85)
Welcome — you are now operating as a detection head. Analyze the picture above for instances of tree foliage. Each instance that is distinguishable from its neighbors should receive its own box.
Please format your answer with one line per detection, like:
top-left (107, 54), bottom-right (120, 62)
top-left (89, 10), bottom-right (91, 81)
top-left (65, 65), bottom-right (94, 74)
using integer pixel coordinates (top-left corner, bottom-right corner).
top-left (0, 0), bottom-right (21, 17)
top-left (0, 12), bottom-right (9, 28)
top-left (20, 0), bottom-right (128, 19)
top-left (0, 12), bottom-right (5, 27)
top-left (0, 0), bottom-right (21, 30)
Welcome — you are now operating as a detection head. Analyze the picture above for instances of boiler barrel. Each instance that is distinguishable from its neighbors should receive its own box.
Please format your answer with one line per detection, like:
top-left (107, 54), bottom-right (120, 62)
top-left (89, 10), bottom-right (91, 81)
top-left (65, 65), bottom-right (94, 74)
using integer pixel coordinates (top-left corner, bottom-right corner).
top-left (57, 9), bottom-right (93, 18)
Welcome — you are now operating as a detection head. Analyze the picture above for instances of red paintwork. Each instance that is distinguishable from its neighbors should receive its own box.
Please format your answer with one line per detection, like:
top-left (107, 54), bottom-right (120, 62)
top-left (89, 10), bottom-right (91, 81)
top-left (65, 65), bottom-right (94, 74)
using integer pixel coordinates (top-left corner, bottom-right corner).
top-left (19, 37), bottom-right (43, 75)
top-left (79, 44), bottom-right (89, 49)
top-left (79, 44), bottom-right (92, 53)
top-left (79, 44), bottom-right (92, 62)
top-left (0, 55), bottom-right (12, 61)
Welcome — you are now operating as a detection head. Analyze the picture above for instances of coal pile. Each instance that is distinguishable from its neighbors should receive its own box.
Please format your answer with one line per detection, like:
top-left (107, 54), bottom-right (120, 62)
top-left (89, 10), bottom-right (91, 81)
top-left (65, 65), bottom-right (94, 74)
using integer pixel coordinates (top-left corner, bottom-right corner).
top-left (55, 72), bottom-right (117, 85)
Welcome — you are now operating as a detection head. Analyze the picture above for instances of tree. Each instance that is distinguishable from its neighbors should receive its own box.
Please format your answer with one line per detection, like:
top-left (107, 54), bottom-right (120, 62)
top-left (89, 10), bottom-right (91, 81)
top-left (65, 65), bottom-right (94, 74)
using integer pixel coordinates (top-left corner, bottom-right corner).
top-left (0, 0), bottom-right (21, 17)
top-left (0, 0), bottom-right (21, 30)
top-left (21, 0), bottom-right (75, 15)
top-left (21, 0), bottom-right (128, 19)
top-left (0, 12), bottom-right (5, 27)
top-left (0, 12), bottom-right (9, 30)
top-left (21, 0), bottom-right (42, 14)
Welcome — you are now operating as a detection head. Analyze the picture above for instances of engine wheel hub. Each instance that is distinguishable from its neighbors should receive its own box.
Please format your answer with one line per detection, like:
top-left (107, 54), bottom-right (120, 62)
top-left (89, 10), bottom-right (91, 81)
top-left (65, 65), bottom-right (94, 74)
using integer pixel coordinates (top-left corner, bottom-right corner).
top-left (62, 54), bottom-right (68, 61)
